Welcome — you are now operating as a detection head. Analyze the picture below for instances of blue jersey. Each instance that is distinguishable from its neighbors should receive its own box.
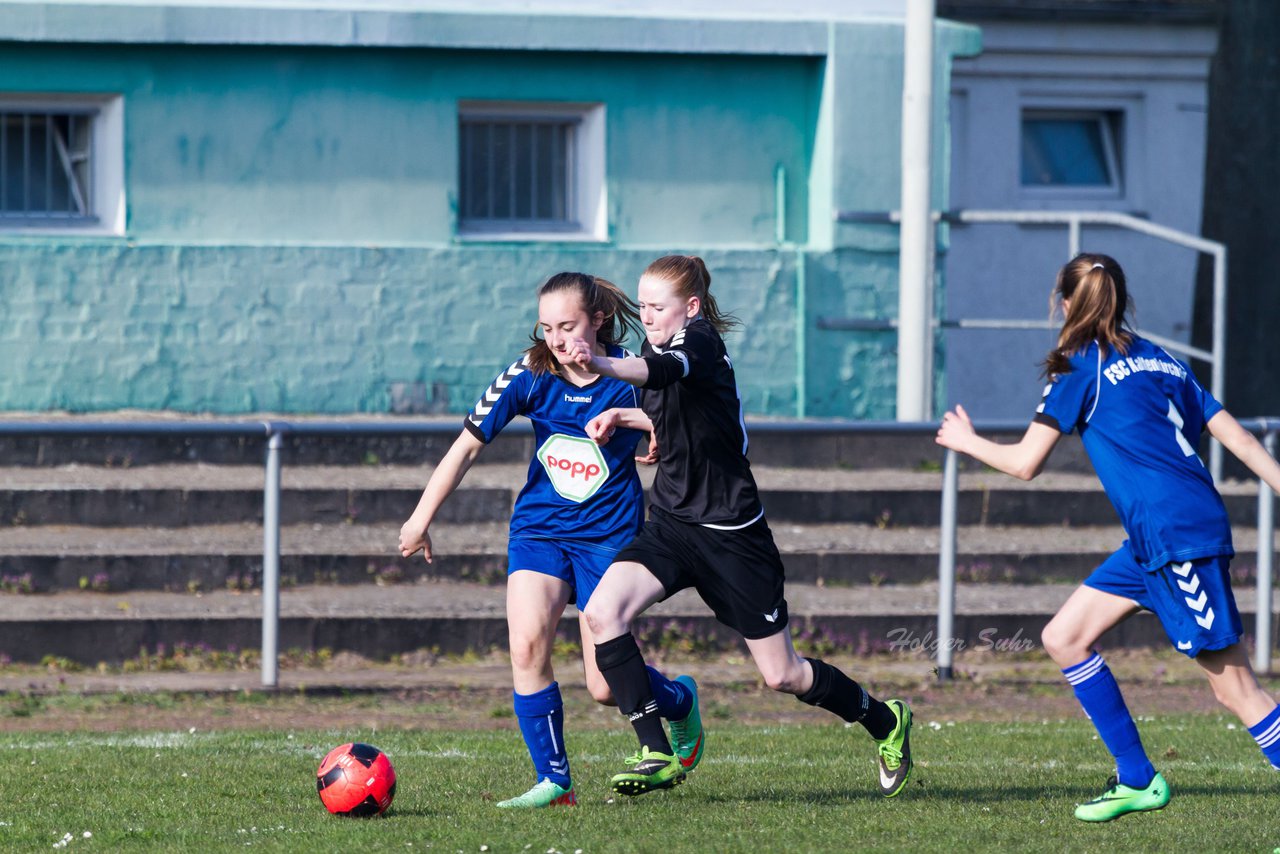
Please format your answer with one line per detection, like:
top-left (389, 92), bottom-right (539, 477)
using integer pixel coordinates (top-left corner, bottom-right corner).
top-left (1033, 335), bottom-right (1232, 570)
top-left (463, 344), bottom-right (646, 548)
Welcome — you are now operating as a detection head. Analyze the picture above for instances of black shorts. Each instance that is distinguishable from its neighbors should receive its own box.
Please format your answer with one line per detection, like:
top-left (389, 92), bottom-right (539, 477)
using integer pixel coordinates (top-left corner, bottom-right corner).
top-left (615, 506), bottom-right (789, 639)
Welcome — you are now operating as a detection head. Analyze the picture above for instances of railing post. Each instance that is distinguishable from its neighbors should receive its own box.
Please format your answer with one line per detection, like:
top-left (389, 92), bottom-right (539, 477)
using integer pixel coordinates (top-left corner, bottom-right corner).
top-left (261, 428), bottom-right (284, 689)
top-left (1209, 248), bottom-right (1228, 483)
top-left (1067, 215), bottom-right (1081, 259)
top-left (937, 447), bottom-right (959, 681)
top-left (1256, 427), bottom-right (1276, 675)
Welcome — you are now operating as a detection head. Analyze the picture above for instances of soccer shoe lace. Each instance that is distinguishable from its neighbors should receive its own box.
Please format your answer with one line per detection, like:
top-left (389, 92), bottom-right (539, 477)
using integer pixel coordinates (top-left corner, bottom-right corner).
top-left (1073, 772), bottom-right (1170, 822)
top-left (875, 699), bottom-right (913, 798)
top-left (496, 778), bottom-right (576, 809)
top-left (610, 746), bottom-right (685, 797)
top-left (667, 675), bottom-right (706, 773)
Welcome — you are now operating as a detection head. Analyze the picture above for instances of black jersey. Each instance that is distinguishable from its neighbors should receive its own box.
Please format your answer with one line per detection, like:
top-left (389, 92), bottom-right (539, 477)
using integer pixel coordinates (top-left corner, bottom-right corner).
top-left (639, 317), bottom-right (763, 528)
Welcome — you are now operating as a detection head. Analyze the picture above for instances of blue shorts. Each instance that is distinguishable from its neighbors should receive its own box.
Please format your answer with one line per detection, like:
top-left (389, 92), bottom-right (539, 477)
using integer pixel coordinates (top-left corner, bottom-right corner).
top-left (1084, 545), bottom-right (1242, 658)
top-left (507, 538), bottom-right (618, 608)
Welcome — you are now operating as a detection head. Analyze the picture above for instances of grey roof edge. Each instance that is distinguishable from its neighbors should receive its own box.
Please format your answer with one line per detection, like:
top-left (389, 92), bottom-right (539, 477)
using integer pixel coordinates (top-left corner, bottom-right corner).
top-left (0, 3), bottom-right (828, 52)
top-left (938, 0), bottom-right (1217, 25)
top-left (0, 3), bottom-right (986, 56)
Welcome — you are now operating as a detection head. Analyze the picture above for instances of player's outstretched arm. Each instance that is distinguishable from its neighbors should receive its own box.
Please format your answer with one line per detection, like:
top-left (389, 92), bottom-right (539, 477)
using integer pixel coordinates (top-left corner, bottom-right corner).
top-left (935, 404), bottom-right (1061, 481)
top-left (398, 429), bottom-right (485, 562)
top-left (1207, 410), bottom-right (1280, 494)
top-left (567, 337), bottom-right (650, 387)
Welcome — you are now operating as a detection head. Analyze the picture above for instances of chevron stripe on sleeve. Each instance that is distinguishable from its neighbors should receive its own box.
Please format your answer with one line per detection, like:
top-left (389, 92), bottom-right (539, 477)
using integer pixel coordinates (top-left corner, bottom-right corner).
top-left (466, 356), bottom-right (530, 434)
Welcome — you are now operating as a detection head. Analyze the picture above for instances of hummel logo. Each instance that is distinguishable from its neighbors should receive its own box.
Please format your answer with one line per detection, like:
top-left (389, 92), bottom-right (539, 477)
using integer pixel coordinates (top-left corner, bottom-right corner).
top-left (763, 608), bottom-right (779, 623)
top-left (1177, 641), bottom-right (1193, 651)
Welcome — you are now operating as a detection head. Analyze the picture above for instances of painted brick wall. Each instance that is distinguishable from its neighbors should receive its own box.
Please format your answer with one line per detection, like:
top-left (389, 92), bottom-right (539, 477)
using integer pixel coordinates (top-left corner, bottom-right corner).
top-left (0, 243), bottom-right (901, 418)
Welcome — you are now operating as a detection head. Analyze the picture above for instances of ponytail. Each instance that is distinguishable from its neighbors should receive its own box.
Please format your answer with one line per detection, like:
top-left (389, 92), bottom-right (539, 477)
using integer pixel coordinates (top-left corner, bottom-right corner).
top-left (1042, 253), bottom-right (1133, 376)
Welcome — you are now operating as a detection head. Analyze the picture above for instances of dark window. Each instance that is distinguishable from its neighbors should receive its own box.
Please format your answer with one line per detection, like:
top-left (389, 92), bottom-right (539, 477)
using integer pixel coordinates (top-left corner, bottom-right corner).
top-left (1021, 111), bottom-right (1121, 190)
top-left (0, 110), bottom-right (94, 220)
top-left (459, 112), bottom-right (579, 232)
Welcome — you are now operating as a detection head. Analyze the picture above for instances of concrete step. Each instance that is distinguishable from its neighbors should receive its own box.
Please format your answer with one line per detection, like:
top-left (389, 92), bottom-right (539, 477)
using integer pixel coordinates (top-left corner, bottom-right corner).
top-left (1, 580), bottom-right (1274, 665)
top-left (1, 521), bottom-right (1275, 593)
top-left (2, 463), bottom-right (1274, 528)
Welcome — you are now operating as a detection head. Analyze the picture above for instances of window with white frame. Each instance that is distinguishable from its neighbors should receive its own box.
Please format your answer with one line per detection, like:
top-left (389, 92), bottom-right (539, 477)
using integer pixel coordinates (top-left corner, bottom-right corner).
top-left (0, 95), bottom-right (125, 233)
top-left (458, 102), bottom-right (606, 240)
top-left (1020, 109), bottom-right (1123, 194)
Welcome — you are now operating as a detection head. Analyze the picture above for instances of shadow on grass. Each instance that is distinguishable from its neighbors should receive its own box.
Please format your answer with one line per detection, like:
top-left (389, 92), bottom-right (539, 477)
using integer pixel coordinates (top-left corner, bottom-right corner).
top-left (702, 779), bottom-right (1279, 806)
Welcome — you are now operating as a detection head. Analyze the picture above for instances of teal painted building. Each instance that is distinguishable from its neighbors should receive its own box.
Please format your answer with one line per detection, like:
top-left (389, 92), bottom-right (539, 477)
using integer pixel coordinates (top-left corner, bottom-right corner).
top-left (0, 1), bottom-right (978, 417)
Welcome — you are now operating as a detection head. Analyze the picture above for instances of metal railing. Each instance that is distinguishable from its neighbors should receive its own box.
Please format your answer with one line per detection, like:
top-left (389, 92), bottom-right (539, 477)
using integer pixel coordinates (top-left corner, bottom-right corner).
top-left (0, 418), bottom-right (509, 687)
top-left (0, 416), bottom-right (1274, 684)
top-left (832, 208), bottom-right (1228, 480)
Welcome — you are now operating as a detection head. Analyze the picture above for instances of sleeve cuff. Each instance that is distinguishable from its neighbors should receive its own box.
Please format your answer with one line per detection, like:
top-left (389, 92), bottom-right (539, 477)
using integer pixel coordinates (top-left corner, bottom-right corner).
top-left (462, 417), bottom-right (489, 443)
top-left (1032, 411), bottom-right (1065, 433)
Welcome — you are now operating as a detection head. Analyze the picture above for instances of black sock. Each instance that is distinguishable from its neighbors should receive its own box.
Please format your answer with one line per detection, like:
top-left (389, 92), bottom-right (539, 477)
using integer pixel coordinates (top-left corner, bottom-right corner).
top-left (797, 657), bottom-right (897, 740)
top-left (595, 633), bottom-right (672, 755)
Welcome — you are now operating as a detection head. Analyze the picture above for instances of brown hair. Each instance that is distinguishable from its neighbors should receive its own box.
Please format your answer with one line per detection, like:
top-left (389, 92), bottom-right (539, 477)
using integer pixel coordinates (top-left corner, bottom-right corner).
top-left (1042, 252), bottom-right (1133, 376)
top-left (524, 272), bottom-right (642, 375)
top-left (642, 254), bottom-right (739, 334)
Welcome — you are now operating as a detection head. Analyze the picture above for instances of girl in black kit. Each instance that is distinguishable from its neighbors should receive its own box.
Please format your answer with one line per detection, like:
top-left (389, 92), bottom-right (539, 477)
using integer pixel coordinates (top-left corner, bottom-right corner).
top-left (570, 255), bottom-right (914, 797)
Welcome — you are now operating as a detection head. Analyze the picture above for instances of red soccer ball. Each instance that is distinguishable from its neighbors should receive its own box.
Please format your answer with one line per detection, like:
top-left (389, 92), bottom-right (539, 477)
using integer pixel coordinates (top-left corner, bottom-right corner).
top-left (316, 742), bottom-right (397, 817)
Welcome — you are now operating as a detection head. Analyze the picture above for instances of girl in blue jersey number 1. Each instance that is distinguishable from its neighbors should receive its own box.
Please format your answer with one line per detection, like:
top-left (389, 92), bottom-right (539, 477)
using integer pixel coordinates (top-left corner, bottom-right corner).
top-left (397, 272), bottom-right (699, 809)
top-left (937, 253), bottom-right (1280, 822)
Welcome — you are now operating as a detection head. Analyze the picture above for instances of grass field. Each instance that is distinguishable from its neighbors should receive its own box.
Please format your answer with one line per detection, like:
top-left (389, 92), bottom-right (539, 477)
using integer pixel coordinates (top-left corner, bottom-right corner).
top-left (2, 710), bottom-right (1278, 853)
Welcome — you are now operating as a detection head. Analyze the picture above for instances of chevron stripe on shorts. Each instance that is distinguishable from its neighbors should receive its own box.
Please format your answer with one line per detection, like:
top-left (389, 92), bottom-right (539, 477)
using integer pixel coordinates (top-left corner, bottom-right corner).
top-left (467, 356), bottom-right (529, 428)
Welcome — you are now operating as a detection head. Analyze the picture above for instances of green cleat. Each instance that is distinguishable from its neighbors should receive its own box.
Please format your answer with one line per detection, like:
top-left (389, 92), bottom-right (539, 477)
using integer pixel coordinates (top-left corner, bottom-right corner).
top-left (496, 778), bottom-right (576, 809)
top-left (610, 746), bottom-right (685, 796)
top-left (1073, 772), bottom-right (1170, 822)
top-left (875, 699), bottom-right (913, 798)
top-left (668, 675), bottom-right (706, 774)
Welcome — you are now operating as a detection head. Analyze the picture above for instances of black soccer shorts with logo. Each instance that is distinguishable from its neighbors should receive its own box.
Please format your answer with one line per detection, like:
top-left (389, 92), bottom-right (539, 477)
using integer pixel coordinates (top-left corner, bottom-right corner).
top-left (616, 505), bottom-right (789, 639)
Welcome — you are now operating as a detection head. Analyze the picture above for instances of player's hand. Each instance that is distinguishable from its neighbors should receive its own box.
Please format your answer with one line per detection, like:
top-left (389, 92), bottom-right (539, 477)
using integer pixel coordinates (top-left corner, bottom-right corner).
top-left (936, 404), bottom-right (975, 452)
top-left (586, 409), bottom-right (620, 445)
top-left (636, 432), bottom-right (660, 465)
top-left (398, 519), bottom-right (433, 563)
top-left (566, 337), bottom-right (598, 372)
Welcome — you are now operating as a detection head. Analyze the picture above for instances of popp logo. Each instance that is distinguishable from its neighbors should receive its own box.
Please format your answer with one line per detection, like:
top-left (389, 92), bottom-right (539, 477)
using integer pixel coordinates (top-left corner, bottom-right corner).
top-left (537, 433), bottom-right (610, 503)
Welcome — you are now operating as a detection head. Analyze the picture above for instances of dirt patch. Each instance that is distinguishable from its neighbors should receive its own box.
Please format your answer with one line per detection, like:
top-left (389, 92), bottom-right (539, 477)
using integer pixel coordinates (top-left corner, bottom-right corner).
top-left (3, 647), bottom-right (1273, 733)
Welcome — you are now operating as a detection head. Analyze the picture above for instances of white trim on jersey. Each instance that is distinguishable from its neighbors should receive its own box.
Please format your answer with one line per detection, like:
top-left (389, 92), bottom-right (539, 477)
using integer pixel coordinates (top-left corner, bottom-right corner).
top-left (1084, 343), bottom-right (1102, 424)
top-left (700, 506), bottom-right (765, 531)
top-left (729, 355), bottom-right (749, 456)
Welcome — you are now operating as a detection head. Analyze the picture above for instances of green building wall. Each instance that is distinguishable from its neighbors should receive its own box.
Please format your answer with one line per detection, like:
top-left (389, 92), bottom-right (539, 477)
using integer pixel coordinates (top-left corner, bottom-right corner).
top-left (0, 14), bottom-right (979, 418)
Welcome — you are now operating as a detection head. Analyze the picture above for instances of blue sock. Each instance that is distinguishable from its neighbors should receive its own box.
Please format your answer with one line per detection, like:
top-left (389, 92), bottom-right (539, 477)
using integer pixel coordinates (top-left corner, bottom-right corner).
top-left (513, 682), bottom-right (570, 789)
top-left (1247, 704), bottom-right (1280, 770)
top-left (647, 666), bottom-right (692, 720)
top-left (1063, 652), bottom-right (1155, 788)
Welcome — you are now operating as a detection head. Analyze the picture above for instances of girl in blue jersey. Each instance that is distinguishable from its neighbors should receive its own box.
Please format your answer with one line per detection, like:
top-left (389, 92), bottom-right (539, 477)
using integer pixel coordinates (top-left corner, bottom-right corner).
top-left (398, 272), bottom-right (697, 809)
top-left (936, 253), bottom-right (1280, 822)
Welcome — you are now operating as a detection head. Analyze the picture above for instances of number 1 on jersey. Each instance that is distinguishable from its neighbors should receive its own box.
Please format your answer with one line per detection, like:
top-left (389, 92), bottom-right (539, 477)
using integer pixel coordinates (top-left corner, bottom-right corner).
top-left (1166, 399), bottom-right (1199, 461)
